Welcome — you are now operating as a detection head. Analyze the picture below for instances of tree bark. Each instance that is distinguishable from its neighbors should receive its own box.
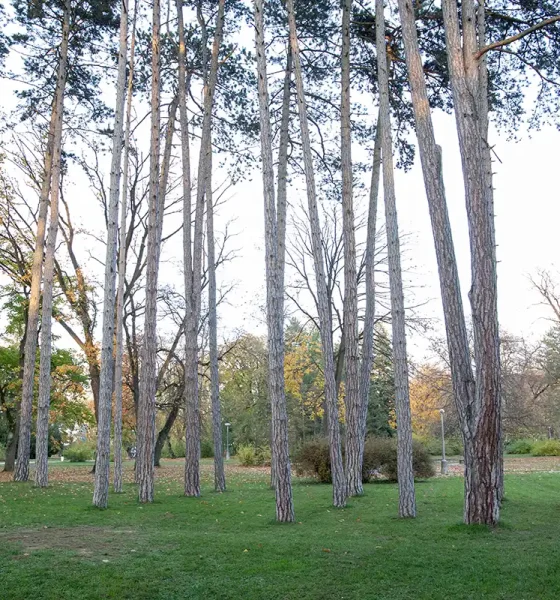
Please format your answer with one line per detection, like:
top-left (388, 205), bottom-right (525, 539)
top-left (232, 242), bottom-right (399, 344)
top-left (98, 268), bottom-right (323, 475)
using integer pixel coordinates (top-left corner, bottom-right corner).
top-left (286, 0), bottom-right (346, 508)
top-left (154, 395), bottom-right (181, 467)
top-left (114, 0), bottom-right (138, 495)
top-left (358, 118), bottom-right (381, 478)
top-left (206, 145), bottom-right (226, 492)
top-left (254, 0), bottom-right (295, 521)
top-left (376, 0), bottom-right (416, 518)
top-left (93, 0), bottom-right (130, 509)
top-left (15, 0), bottom-right (71, 482)
top-left (34, 74), bottom-right (65, 488)
top-left (340, 0), bottom-right (362, 498)
top-left (137, 0), bottom-right (161, 504)
top-left (184, 0), bottom-right (225, 498)
top-left (441, 0), bottom-right (501, 525)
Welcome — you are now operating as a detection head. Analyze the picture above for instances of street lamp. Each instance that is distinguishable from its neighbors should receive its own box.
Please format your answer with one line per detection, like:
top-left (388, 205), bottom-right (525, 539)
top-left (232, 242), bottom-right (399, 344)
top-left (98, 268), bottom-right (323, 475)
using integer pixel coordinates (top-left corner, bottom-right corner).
top-left (440, 409), bottom-right (448, 475)
top-left (225, 423), bottom-right (231, 461)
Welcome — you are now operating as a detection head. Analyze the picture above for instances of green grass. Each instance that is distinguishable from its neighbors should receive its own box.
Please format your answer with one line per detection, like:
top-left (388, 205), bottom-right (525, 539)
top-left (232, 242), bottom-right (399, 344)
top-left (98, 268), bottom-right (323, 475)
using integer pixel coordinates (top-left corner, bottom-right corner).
top-left (1, 466), bottom-right (560, 599)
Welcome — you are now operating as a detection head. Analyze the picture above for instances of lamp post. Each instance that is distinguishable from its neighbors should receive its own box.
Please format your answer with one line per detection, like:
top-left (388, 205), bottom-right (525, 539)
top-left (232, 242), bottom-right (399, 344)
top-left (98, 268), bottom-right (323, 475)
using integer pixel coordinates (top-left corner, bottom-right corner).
top-left (440, 408), bottom-right (448, 475)
top-left (225, 422), bottom-right (231, 461)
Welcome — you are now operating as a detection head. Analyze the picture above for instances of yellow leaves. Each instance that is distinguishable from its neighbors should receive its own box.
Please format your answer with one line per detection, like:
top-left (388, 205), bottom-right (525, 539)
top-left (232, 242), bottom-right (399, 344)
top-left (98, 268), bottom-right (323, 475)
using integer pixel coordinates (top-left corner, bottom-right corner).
top-left (409, 365), bottom-right (451, 436)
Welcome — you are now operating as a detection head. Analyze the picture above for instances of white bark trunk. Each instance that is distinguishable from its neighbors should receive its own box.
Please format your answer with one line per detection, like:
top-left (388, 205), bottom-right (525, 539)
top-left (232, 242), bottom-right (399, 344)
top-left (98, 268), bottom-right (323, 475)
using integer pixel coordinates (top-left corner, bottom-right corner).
top-left (286, 0), bottom-right (346, 508)
top-left (376, 0), bottom-right (416, 518)
top-left (93, 0), bottom-right (130, 509)
top-left (15, 0), bottom-right (71, 482)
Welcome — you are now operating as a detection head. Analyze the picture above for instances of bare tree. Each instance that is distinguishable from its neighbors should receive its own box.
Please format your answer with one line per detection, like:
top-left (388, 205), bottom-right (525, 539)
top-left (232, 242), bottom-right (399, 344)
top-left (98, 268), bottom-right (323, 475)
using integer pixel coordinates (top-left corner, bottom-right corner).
top-left (15, 0), bottom-right (71, 482)
top-left (376, 0), bottom-right (416, 518)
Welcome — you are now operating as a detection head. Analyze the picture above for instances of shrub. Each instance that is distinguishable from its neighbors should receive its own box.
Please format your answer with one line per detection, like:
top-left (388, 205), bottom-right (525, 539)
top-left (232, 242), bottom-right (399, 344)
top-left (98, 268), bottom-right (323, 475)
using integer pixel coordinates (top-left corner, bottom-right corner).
top-left (532, 440), bottom-right (560, 456)
top-left (64, 442), bottom-right (94, 462)
top-left (294, 439), bottom-right (332, 482)
top-left (294, 438), bottom-right (435, 483)
top-left (362, 438), bottom-right (435, 482)
top-left (414, 436), bottom-right (463, 456)
top-left (237, 444), bottom-right (271, 467)
top-left (0, 444), bottom-right (5, 462)
top-left (506, 439), bottom-right (534, 455)
top-left (201, 439), bottom-right (214, 459)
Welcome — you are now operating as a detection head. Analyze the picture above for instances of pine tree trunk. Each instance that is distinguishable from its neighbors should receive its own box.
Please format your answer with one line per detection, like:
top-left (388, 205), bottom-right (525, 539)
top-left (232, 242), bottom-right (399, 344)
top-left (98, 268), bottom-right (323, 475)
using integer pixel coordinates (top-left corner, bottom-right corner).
top-left (184, 0), bottom-right (226, 498)
top-left (137, 0), bottom-right (161, 504)
top-left (376, 0), bottom-right (416, 518)
top-left (206, 146), bottom-right (226, 492)
top-left (34, 86), bottom-right (64, 488)
top-left (340, 0), bottom-right (362, 498)
top-left (254, 0), bottom-right (295, 521)
top-left (114, 0), bottom-right (138, 494)
top-left (441, 0), bottom-right (501, 525)
top-left (93, 0), bottom-right (129, 508)
top-left (358, 119), bottom-right (381, 476)
top-left (14, 0), bottom-right (71, 482)
top-left (286, 0), bottom-right (346, 508)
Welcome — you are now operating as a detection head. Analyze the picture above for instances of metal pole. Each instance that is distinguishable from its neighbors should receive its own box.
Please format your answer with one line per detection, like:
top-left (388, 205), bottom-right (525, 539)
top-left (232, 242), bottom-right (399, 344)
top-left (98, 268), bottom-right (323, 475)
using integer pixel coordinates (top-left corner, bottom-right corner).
top-left (440, 409), bottom-right (448, 475)
top-left (225, 423), bottom-right (230, 461)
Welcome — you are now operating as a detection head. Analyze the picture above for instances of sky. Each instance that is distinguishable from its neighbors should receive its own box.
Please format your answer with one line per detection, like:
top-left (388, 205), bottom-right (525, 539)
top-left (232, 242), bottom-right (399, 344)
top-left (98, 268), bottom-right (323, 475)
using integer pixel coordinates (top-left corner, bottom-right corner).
top-left (2, 10), bottom-right (559, 365)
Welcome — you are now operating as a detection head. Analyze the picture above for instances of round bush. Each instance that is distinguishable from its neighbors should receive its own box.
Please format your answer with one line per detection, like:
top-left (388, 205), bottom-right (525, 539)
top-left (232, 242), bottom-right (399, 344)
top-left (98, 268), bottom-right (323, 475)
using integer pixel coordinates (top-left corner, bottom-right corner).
top-left (506, 439), bottom-right (534, 454)
top-left (294, 437), bottom-right (435, 483)
top-left (63, 442), bottom-right (94, 462)
top-left (531, 440), bottom-right (560, 456)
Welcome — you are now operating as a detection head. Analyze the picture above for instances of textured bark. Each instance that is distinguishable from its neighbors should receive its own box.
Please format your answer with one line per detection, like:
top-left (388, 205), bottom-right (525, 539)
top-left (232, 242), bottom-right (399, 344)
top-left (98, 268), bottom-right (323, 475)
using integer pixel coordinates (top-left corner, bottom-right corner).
top-left (93, 0), bottom-right (130, 509)
top-left (114, 0), bottom-right (138, 495)
top-left (154, 395), bottom-right (181, 467)
top-left (441, 0), bottom-right (501, 525)
top-left (357, 119), bottom-right (381, 478)
top-left (34, 80), bottom-right (65, 488)
top-left (254, 0), bottom-right (295, 522)
top-left (376, 0), bottom-right (416, 518)
top-left (137, 0), bottom-right (161, 504)
top-left (287, 0), bottom-right (346, 508)
top-left (15, 1), bottom-right (70, 482)
top-left (184, 0), bottom-right (225, 498)
top-left (340, 0), bottom-right (361, 498)
top-left (206, 147), bottom-right (226, 492)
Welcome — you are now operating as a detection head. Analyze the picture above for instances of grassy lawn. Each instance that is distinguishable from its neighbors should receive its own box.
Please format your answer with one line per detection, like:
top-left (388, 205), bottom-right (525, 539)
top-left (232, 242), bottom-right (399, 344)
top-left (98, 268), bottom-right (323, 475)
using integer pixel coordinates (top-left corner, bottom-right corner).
top-left (1, 462), bottom-right (560, 599)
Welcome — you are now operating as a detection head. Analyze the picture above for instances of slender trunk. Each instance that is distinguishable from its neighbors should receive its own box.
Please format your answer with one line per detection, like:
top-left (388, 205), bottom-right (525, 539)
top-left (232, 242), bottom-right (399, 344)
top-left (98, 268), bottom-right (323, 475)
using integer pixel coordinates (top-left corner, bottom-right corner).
top-left (441, 0), bottom-right (501, 525)
top-left (93, 0), bottom-right (129, 508)
top-left (35, 83), bottom-right (65, 488)
top-left (154, 396), bottom-right (180, 467)
top-left (184, 0), bottom-right (226, 498)
top-left (206, 146), bottom-right (226, 492)
top-left (137, 0), bottom-right (161, 504)
top-left (254, 0), bottom-right (295, 521)
top-left (286, 0), bottom-right (345, 508)
top-left (357, 117), bottom-right (382, 474)
top-left (376, 0), bottom-right (416, 517)
top-left (340, 0), bottom-right (361, 498)
top-left (15, 1), bottom-right (71, 482)
top-left (114, 0), bottom-right (138, 494)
